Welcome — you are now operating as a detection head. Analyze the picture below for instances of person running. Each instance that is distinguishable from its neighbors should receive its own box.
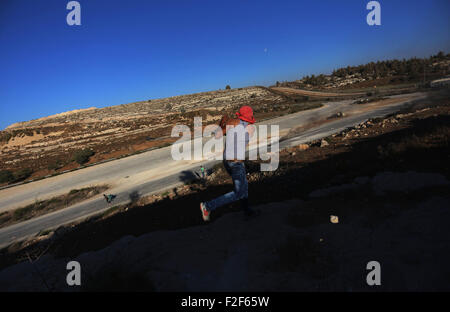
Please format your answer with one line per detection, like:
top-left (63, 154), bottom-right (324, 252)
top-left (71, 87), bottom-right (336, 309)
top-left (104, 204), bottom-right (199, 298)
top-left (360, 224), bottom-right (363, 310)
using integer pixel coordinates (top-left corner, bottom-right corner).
top-left (200, 105), bottom-right (259, 221)
top-left (103, 194), bottom-right (116, 203)
top-left (200, 165), bottom-right (206, 179)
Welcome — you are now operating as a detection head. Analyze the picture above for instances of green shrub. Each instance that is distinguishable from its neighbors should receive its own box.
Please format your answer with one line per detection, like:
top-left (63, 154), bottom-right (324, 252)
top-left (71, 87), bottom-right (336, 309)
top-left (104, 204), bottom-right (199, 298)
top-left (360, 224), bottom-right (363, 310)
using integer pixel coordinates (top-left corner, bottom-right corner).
top-left (0, 170), bottom-right (14, 183)
top-left (23, 129), bottom-right (34, 136)
top-left (0, 132), bottom-right (12, 143)
top-left (14, 168), bottom-right (33, 182)
top-left (13, 204), bottom-right (35, 220)
top-left (48, 161), bottom-right (63, 171)
top-left (69, 189), bottom-right (81, 195)
top-left (72, 148), bottom-right (95, 165)
top-left (294, 96), bottom-right (310, 103)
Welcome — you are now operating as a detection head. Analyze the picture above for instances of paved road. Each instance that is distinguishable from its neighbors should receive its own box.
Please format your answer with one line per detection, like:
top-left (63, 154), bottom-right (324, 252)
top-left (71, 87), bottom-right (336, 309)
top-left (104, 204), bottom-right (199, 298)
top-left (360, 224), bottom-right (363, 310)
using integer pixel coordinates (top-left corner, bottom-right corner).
top-left (0, 92), bottom-right (426, 248)
top-left (271, 87), bottom-right (366, 97)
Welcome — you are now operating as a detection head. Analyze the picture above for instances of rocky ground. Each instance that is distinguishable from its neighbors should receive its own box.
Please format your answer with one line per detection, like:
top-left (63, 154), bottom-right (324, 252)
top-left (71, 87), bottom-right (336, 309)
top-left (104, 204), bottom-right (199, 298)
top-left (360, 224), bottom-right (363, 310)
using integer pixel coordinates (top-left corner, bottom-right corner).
top-left (0, 89), bottom-right (448, 291)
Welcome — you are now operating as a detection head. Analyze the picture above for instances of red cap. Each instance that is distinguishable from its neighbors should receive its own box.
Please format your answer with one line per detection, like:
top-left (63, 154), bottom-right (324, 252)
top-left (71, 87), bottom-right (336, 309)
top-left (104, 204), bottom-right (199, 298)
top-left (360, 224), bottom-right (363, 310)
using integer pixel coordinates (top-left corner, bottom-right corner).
top-left (236, 106), bottom-right (255, 124)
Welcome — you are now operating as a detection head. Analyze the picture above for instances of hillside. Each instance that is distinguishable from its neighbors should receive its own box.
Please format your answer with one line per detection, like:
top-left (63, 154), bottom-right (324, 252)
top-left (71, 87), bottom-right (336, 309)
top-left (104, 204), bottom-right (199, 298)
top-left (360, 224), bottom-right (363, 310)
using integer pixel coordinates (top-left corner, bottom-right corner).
top-left (1, 89), bottom-right (449, 291)
top-left (1, 52), bottom-right (448, 187)
top-left (276, 52), bottom-right (450, 90)
top-left (0, 86), bottom-right (296, 185)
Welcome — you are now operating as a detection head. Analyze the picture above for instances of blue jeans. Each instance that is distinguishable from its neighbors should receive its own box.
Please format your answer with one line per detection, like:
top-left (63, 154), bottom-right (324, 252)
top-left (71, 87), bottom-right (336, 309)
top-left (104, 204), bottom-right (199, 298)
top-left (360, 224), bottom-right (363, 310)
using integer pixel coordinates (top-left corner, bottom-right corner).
top-left (205, 160), bottom-right (249, 212)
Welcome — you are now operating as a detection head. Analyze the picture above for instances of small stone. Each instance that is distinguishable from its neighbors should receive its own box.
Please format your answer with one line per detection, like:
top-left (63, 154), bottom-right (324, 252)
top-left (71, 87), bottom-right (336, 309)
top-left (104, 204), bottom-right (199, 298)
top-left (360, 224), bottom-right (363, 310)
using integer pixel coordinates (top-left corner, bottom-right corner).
top-left (320, 140), bottom-right (329, 147)
top-left (298, 144), bottom-right (309, 150)
top-left (330, 215), bottom-right (339, 223)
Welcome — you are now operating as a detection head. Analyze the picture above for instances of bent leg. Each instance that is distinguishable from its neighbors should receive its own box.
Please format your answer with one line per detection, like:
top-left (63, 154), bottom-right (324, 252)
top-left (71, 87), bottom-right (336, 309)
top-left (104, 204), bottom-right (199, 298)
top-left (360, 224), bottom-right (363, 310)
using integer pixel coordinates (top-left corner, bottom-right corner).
top-left (205, 190), bottom-right (239, 211)
top-left (205, 162), bottom-right (248, 211)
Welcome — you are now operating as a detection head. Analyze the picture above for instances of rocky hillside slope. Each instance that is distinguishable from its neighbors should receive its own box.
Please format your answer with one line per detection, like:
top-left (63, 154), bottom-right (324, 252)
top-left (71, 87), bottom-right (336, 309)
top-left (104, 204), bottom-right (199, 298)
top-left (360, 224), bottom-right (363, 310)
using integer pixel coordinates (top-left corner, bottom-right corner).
top-left (0, 87), bottom-right (290, 184)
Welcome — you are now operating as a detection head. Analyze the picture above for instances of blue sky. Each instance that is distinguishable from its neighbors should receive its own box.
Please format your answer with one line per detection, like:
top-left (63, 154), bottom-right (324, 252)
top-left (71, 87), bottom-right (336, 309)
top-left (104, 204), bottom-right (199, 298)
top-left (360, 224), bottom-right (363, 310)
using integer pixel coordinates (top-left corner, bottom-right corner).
top-left (0, 0), bottom-right (449, 129)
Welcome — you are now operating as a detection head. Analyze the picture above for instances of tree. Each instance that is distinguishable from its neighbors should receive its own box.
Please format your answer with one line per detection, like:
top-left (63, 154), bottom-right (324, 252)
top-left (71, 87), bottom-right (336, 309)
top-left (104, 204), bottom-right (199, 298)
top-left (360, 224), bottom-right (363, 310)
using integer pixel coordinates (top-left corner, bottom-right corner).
top-left (0, 170), bottom-right (14, 183)
top-left (13, 168), bottom-right (33, 182)
top-left (71, 148), bottom-right (95, 165)
top-left (225, 85), bottom-right (231, 90)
